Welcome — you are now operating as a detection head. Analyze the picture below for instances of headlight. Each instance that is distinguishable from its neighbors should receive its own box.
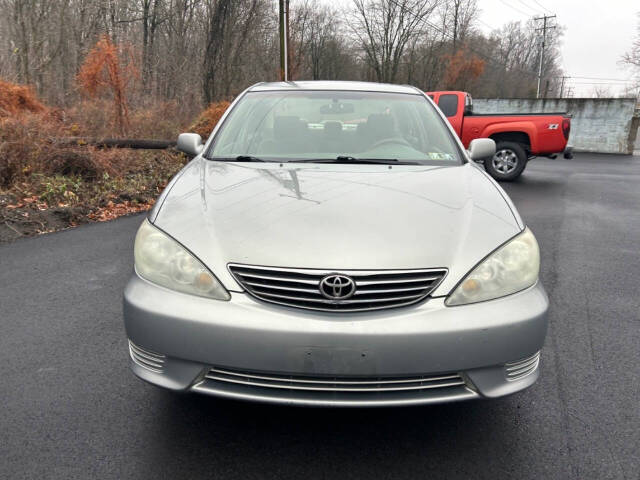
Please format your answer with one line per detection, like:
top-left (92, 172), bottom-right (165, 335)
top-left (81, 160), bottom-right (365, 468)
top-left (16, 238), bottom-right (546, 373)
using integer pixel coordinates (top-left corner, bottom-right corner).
top-left (446, 228), bottom-right (540, 306)
top-left (134, 219), bottom-right (230, 300)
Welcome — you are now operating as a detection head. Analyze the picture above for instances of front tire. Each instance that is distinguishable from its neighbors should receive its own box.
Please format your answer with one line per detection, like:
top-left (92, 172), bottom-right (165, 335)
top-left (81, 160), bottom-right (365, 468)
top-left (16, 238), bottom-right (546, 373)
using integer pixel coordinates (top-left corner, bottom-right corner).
top-left (484, 141), bottom-right (527, 181)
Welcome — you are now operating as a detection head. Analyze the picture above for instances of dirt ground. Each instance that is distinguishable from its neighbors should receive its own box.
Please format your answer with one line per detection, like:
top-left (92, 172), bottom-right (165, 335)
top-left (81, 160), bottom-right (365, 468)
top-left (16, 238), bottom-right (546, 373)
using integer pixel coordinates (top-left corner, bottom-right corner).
top-left (0, 190), bottom-right (154, 243)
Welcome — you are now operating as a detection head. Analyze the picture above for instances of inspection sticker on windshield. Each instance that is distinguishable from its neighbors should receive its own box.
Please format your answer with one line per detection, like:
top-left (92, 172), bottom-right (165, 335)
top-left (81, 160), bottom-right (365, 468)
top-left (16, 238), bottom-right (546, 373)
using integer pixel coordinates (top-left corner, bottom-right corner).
top-left (428, 152), bottom-right (455, 161)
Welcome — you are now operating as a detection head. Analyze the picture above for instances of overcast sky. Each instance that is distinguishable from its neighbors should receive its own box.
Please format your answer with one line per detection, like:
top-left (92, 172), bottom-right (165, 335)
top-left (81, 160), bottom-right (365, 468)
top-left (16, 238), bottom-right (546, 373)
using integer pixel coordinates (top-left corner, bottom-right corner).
top-left (476, 0), bottom-right (639, 97)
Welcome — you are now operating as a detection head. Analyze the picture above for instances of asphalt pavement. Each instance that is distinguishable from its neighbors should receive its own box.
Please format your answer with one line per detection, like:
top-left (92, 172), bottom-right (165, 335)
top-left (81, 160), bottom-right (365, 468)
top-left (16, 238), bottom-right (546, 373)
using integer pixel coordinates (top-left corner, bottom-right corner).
top-left (1, 153), bottom-right (639, 480)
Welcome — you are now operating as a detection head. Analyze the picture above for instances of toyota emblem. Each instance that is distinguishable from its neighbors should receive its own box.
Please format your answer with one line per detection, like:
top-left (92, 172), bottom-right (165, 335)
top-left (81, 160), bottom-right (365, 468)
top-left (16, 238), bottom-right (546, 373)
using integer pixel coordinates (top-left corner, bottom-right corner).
top-left (319, 274), bottom-right (356, 300)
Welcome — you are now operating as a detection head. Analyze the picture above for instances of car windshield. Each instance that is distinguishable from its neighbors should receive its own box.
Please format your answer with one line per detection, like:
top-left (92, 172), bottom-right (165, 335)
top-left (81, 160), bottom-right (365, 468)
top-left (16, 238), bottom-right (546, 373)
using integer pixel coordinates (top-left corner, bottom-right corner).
top-left (206, 90), bottom-right (462, 165)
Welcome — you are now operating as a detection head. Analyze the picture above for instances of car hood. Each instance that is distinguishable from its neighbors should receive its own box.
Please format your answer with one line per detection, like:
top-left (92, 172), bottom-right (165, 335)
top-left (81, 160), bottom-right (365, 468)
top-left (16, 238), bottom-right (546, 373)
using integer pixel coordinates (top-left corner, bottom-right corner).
top-left (153, 159), bottom-right (522, 295)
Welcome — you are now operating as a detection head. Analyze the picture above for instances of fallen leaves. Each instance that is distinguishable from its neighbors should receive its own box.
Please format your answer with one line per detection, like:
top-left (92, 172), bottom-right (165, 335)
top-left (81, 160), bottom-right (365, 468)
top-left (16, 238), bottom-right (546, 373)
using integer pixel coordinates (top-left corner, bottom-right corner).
top-left (5, 195), bottom-right (49, 211)
top-left (1, 142), bottom-right (185, 241)
top-left (87, 199), bottom-right (155, 222)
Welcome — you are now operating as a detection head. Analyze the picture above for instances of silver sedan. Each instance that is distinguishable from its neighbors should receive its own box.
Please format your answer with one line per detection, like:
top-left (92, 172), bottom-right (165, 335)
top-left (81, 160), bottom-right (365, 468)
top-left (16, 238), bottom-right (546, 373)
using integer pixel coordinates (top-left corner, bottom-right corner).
top-left (123, 81), bottom-right (548, 406)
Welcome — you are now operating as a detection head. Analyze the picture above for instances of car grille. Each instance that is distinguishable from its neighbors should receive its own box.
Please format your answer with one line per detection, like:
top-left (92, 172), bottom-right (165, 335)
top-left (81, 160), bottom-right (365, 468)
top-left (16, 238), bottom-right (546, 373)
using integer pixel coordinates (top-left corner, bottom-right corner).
top-left (504, 351), bottom-right (540, 381)
top-left (128, 340), bottom-right (165, 373)
top-left (203, 367), bottom-right (467, 393)
top-left (228, 264), bottom-right (447, 312)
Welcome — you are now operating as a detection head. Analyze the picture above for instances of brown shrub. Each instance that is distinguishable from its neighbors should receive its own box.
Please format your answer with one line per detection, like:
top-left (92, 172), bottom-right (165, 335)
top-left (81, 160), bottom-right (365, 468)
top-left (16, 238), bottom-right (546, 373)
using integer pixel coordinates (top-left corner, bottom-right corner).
top-left (128, 100), bottom-right (196, 139)
top-left (63, 99), bottom-right (114, 138)
top-left (64, 98), bottom-right (192, 140)
top-left (189, 101), bottom-right (231, 138)
top-left (0, 113), bottom-right (59, 186)
top-left (0, 113), bottom-right (122, 186)
top-left (48, 150), bottom-right (119, 179)
top-left (0, 78), bottom-right (47, 117)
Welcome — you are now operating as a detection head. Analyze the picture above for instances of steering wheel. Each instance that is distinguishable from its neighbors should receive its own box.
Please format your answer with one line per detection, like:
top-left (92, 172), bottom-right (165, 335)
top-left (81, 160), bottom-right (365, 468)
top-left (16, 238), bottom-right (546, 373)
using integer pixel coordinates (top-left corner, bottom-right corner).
top-left (369, 136), bottom-right (413, 150)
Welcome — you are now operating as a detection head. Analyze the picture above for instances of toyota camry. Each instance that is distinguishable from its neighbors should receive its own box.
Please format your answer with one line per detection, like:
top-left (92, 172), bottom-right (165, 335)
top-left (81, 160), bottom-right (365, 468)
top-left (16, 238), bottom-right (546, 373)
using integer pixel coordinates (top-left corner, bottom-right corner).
top-left (123, 81), bottom-right (548, 406)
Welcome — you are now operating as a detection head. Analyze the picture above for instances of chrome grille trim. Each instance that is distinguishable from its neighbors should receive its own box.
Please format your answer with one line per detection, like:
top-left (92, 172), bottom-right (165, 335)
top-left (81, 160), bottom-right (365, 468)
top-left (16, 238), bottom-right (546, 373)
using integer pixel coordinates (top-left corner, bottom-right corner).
top-left (356, 276), bottom-right (442, 285)
top-left (228, 264), bottom-right (447, 312)
top-left (129, 340), bottom-right (165, 373)
top-left (505, 351), bottom-right (540, 381)
top-left (203, 367), bottom-right (467, 393)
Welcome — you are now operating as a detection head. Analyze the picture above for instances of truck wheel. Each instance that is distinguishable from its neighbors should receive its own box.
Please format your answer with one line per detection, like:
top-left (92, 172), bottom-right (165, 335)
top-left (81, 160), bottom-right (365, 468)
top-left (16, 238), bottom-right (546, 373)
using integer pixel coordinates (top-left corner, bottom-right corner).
top-left (484, 142), bottom-right (527, 181)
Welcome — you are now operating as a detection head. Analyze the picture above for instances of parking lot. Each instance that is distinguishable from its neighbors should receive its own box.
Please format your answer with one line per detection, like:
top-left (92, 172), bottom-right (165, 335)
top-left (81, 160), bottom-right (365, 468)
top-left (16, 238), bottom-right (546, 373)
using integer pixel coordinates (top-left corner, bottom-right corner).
top-left (1, 153), bottom-right (639, 480)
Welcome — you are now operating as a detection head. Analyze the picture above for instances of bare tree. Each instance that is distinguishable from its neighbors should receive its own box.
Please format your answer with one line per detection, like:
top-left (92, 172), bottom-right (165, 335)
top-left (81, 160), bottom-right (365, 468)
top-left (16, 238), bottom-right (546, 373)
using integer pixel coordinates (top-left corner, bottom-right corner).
top-left (288, 1), bottom-right (352, 80)
top-left (438, 0), bottom-right (478, 53)
top-left (620, 12), bottom-right (640, 98)
top-left (621, 12), bottom-right (640, 69)
top-left (592, 86), bottom-right (612, 98)
top-left (349, 0), bottom-right (437, 83)
top-left (139, 0), bottom-right (163, 93)
top-left (202, 0), bottom-right (266, 103)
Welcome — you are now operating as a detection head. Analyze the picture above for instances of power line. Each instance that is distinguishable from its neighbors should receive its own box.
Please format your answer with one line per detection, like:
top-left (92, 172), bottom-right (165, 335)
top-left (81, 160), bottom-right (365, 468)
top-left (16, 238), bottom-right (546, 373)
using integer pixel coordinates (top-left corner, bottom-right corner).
top-left (569, 75), bottom-right (636, 82)
top-left (516, 0), bottom-right (542, 15)
top-left (498, 0), bottom-right (534, 18)
top-left (477, 18), bottom-right (495, 31)
top-left (530, 0), bottom-right (554, 14)
top-left (565, 81), bottom-right (636, 85)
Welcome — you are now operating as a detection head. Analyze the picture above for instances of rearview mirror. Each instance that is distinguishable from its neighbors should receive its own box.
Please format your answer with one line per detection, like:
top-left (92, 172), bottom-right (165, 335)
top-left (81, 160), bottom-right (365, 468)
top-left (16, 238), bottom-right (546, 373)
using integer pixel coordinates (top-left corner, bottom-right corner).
top-left (468, 138), bottom-right (496, 161)
top-left (320, 102), bottom-right (355, 114)
top-left (177, 133), bottom-right (204, 157)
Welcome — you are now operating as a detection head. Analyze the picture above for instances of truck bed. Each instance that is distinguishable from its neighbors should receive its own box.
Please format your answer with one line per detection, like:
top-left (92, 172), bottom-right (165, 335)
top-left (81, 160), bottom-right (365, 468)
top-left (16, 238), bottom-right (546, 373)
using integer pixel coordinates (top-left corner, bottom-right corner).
top-left (468, 112), bottom-right (569, 117)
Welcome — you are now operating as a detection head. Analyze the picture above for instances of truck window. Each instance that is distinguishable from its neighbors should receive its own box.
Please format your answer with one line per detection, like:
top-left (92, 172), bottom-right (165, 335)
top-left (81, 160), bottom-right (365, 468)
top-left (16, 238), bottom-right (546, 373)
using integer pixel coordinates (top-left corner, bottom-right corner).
top-left (437, 94), bottom-right (458, 117)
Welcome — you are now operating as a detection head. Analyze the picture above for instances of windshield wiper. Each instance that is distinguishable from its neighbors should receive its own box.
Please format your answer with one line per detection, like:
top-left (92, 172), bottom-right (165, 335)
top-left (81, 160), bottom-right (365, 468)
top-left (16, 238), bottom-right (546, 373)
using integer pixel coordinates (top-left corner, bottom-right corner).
top-left (231, 155), bottom-right (267, 162)
top-left (295, 156), bottom-right (418, 165)
top-left (206, 155), bottom-right (268, 162)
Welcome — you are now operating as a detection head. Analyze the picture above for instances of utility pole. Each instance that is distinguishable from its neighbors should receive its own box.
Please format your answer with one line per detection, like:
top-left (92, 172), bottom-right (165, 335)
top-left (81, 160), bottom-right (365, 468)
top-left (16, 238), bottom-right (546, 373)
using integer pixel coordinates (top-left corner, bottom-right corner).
top-left (286, 0), bottom-right (291, 80)
top-left (535, 14), bottom-right (556, 99)
top-left (278, 0), bottom-right (289, 81)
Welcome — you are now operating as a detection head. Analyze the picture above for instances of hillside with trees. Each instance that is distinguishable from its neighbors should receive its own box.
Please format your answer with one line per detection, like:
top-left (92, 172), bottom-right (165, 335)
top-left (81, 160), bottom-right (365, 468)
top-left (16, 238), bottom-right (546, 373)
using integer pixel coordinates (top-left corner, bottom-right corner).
top-left (0, 0), bottom-right (564, 113)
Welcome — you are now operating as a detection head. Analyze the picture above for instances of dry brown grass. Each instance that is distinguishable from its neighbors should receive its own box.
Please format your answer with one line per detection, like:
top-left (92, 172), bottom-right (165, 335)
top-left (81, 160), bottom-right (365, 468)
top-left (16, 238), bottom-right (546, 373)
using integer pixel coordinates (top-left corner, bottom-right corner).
top-left (189, 101), bottom-right (231, 138)
top-left (64, 98), bottom-right (190, 140)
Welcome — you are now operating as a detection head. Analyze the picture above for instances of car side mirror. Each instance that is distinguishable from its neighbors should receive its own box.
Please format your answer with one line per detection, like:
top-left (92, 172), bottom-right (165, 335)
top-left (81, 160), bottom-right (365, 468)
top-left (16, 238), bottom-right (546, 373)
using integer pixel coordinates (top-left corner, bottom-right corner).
top-left (177, 133), bottom-right (204, 157)
top-left (468, 138), bottom-right (495, 161)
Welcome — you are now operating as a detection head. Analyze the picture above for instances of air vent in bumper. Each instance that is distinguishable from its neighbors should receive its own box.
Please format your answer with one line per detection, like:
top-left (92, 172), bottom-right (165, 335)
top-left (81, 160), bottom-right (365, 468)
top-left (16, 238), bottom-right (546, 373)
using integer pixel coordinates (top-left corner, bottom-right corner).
top-left (228, 264), bottom-right (447, 312)
top-left (193, 367), bottom-right (476, 406)
top-left (505, 351), bottom-right (540, 381)
top-left (128, 340), bottom-right (165, 373)
top-left (205, 367), bottom-right (466, 392)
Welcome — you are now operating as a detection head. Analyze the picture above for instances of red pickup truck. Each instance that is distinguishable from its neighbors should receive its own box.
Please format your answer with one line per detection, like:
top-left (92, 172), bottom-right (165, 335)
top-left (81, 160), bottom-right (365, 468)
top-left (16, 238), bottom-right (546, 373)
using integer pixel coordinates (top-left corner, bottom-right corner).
top-left (427, 91), bottom-right (572, 181)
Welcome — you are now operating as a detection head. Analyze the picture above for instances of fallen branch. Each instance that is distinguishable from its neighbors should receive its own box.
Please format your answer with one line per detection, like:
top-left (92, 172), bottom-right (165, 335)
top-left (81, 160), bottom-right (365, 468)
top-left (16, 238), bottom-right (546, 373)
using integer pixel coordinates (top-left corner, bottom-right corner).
top-left (4, 221), bottom-right (23, 237)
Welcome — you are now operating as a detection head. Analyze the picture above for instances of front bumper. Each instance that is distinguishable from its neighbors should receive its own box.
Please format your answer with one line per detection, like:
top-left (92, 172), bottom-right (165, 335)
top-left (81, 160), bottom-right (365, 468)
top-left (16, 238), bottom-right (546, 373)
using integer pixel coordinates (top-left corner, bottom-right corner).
top-left (123, 274), bottom-right (549, 406)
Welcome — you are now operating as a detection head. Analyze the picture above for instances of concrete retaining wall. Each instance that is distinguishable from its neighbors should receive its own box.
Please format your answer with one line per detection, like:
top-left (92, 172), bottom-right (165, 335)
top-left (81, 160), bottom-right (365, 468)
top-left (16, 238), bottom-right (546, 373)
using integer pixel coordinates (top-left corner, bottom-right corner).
top-left (473, 98), bottom-right (639, 154)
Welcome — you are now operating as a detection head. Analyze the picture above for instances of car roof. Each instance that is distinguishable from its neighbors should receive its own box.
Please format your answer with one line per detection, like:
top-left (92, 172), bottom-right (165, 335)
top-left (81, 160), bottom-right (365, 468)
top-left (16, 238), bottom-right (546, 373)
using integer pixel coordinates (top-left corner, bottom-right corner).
top-left (248, 81), bottom-right (422, 95)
